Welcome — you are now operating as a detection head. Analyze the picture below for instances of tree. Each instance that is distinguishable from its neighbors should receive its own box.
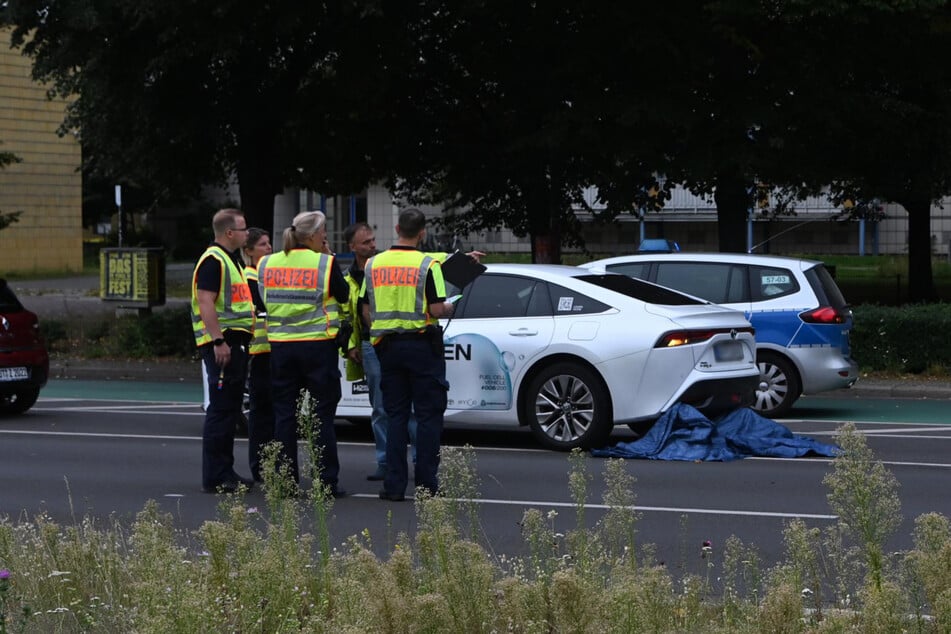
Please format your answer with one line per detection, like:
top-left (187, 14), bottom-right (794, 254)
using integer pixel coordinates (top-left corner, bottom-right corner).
top-left (672, 0), bottom-right (951, 301)
top-left (0, 143), bottom-right (23, 230)
top-left (381, 1), bottom-right (676, 263)
top-left (1, 0), bottom-right (386, 231)
top-left (787, 1), bottom-right (951, 303)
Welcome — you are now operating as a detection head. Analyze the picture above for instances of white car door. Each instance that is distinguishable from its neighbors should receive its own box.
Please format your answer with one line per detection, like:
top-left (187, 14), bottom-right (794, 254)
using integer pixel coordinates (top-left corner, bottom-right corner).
top-left (442, 273), bottom-right (555, 415)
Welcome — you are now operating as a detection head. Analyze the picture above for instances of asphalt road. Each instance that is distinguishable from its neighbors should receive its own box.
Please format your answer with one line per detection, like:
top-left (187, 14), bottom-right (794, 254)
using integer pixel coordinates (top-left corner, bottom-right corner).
top-left (2, 381), bottom-right (950, 577)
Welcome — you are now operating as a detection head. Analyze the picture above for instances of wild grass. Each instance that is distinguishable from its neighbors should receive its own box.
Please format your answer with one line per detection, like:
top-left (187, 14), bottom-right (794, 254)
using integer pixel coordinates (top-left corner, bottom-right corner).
top-left (3, 421), bottom-right (951, 632)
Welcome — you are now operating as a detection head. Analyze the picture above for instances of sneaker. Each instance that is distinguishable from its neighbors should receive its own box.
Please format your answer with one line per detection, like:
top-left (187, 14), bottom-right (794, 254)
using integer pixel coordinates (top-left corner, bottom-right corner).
top-left (366, 466), bottom-right (386, 481)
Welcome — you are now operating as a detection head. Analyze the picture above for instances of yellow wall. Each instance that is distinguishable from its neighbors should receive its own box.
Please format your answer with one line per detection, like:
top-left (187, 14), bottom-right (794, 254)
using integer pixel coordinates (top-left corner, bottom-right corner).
top-left (0, 27), bottom-right (82, 274)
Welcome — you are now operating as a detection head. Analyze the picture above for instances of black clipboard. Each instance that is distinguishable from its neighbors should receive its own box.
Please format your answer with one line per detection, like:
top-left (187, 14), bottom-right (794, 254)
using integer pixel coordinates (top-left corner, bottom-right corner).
top-left (439, 251), bottom-right (486, 288)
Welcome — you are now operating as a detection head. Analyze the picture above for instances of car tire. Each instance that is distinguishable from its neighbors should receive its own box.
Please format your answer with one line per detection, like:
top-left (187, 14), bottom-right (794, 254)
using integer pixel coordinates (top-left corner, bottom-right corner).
top-left (754, 352), bottom-right (801, 418)
top-left (523, 362), bottom-right (613, 451)
top-left (0, 388), bottom-right (40, 415)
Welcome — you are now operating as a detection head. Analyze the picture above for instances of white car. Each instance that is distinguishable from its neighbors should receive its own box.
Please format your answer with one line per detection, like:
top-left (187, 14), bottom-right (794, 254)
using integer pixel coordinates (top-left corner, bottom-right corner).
top-left (580, 253), bottom-right (859, 417)
top-left (337, 264), bottom-right (759, 451)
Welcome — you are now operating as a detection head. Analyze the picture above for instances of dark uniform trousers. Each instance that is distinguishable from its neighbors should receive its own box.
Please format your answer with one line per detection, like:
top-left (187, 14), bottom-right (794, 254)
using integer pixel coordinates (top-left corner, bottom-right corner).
top-left (377, 335), bottom-right (449, 496)
top-left (247, 352), bottom-right (274, 481)
top-left (269, 339), bottom-right (341, 486)
top-left (200, 341), bottom-right (249, 488)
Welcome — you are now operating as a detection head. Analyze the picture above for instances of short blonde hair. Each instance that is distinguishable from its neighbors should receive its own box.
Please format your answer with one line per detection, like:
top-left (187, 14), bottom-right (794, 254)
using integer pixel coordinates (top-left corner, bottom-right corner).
top-left (212, 208), bottom-right (244, 238)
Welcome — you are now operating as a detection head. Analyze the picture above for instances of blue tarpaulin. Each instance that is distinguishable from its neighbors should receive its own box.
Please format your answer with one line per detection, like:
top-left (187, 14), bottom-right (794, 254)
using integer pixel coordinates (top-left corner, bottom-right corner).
top-left (591, 403), bottom-right (840, 461)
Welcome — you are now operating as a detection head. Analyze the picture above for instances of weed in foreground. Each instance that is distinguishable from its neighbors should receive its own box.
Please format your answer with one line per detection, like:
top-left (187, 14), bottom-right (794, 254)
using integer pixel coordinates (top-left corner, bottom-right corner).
top-left (823, 422), bottom-right (902, 593)
top-left (5, 423), bottom-right (951, 631)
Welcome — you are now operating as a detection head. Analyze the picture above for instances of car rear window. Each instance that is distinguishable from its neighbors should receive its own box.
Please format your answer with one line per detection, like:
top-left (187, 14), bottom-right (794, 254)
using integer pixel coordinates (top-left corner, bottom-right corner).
top-left (0, 280), bottom-right (23, 312)
top-left (576, 274), bottom-right (705, 305)
top-left (805, 265), bottom-right (849, 309)
top-left (653, 262), bottom-right (748, 304)
top-left (749, 265), bottom-right (800, 301)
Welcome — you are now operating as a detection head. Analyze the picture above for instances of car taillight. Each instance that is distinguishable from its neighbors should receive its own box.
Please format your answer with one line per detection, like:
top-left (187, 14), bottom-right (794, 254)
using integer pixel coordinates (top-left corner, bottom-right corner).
top-left (655, 327), bottom-right (754, 348)
top-left (800, 306), bottom-right (847, 324)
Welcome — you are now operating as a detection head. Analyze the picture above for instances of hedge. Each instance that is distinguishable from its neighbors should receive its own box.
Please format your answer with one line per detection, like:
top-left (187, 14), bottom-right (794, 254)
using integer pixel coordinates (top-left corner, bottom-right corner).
top-left (851, 303), bottom-right (951, 374)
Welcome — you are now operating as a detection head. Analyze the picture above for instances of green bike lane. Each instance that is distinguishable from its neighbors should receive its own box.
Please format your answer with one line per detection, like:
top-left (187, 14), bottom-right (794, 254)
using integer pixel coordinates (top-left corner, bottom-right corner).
top-left (793, 394), bottom-right (951, 425)
top-left (42, 379), bottom-right (203, 403)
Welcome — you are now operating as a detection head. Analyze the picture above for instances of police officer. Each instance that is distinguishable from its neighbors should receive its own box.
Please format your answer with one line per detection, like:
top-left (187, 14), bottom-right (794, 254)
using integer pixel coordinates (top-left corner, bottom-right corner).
top-left (361, 208), bottom-right (454, 501)
top-left (192, 208), bottom-right (255, 493)
top-left (242, 227), bottom-right (274, 482)
top-left (257, 210), bottom-right (350, 497)
top-left (342, 222), bottom-right (418, 481)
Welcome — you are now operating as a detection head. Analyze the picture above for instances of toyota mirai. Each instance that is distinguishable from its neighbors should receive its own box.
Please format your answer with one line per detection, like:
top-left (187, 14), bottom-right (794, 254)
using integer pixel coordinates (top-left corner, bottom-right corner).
top-left (337, 264), bottom-right (759, 451)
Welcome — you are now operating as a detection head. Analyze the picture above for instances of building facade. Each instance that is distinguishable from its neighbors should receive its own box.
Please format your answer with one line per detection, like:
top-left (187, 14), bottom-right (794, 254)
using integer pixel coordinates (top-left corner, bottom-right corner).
top-left (0, 28), bottom-right (83, 274)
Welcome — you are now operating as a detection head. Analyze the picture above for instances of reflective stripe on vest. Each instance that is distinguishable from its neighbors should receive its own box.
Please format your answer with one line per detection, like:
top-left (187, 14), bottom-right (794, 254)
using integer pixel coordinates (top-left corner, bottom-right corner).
top-left (245, 265), bottom-right (271, 355)
top-left (258, 249), bottom-right (340, 342)
top-left (191, 246), bottom-right (254, 346)
top-left (364, 250), bottom-right (438, 344)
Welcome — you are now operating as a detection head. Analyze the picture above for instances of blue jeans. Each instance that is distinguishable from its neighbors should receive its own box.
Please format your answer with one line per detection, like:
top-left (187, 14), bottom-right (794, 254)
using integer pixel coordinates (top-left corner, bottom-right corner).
top-left (200, 343), bottom-right (249, 488)
top-left (270, 340), bottom-right (341, 487)
top-left (247, 352), bottom-right (274, 481)
top-left (376, 337), bottom-right (447, 496)
top-left (362, 341), bottom-right (416, 470)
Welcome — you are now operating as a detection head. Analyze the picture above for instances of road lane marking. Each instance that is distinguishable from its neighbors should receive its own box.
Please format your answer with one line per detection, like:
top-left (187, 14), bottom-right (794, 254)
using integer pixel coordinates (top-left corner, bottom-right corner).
top-left (348, 494), bottom-right (839, 519)
top-left (30, 406), bottom-right (204, 415)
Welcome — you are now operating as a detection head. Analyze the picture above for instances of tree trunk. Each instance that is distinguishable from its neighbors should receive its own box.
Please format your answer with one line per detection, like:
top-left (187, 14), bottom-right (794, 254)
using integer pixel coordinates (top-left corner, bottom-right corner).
top-left (714, 172), bottom-right (750, 253)
top-left (238, 176), bottom-right (278, 234)
top-left (526, 168), bottom-right (563, 264)
top-left (531, 233), bottom-right (561, 264)
top-left (901, 195), bottom-right (937, 303)
top-left (236, 124), bottom-right (282, 233)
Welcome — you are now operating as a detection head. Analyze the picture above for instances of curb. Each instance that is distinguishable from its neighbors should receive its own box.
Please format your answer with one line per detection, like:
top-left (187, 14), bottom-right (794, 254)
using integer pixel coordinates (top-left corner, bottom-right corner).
top-left (50, 358), bottom-right (200, 383)
top-left (831, 381), bottom-right (951, 400)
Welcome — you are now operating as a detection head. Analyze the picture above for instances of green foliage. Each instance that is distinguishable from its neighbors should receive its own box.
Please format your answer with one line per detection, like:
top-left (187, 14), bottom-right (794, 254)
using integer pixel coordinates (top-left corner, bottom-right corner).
top-left (851, 303), bottom-right (951, 373)
top-left (114, 309), bottom-right (194, 358)
top-left (824, 423), bottom-right (903, 592)
top-left (42, 308), bottom-right (193, 359)
top-left (0, 143), bottom-right (23, 232)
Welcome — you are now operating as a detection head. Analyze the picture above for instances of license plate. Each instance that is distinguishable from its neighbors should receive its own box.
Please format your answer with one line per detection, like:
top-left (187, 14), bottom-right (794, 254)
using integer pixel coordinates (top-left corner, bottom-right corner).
top-left (0, 367), bottom-right (29, 381)
top-left (714, 341), bottom-right (744, 362)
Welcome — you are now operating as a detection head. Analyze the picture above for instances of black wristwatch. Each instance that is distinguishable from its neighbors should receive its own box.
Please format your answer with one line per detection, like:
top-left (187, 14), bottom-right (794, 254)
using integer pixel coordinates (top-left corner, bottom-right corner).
top-left (213, 338), bottom-right (226, 346)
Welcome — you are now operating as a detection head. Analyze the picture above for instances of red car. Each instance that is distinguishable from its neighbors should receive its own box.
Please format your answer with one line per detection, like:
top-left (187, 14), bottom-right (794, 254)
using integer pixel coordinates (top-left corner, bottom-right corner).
top-left (0, 278), bottom-right (49, 415)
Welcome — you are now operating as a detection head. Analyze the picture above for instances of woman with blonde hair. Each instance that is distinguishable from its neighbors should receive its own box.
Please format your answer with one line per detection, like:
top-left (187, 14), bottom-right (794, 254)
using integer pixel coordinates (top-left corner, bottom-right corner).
top-left (256, 211), bottom-right (350, 497)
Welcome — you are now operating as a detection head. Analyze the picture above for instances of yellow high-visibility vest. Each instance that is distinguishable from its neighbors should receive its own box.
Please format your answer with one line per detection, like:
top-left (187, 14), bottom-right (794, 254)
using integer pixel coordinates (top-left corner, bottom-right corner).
top-left (257, 249), bottom-right (340, 342)
top-left (363, 249), bottom-right (446, 345)
top-left (190, 246), bottom-right (253, 347)
top-left (245, 265), bottom-right (271, 355)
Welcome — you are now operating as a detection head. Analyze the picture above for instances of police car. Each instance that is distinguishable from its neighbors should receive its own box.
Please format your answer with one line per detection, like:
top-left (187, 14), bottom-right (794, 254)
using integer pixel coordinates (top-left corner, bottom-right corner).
top-left (337, 264), bottom-right (759, 450)
top-left (580, 253), bottom-right (859, 417)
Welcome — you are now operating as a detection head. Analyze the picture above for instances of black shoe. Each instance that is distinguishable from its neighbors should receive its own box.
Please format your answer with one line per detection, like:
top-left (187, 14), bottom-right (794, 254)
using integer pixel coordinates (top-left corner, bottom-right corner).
top-left (378, 489), bottom-right (406, 502)
top-left (366, 466), bottom-right (386, 481)
top-left (202, 479), bottom-right (254, 494)
top-left (329, 487), bottom-right (348, 499)
top-left (230, 473), bottom-right (256, 488)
